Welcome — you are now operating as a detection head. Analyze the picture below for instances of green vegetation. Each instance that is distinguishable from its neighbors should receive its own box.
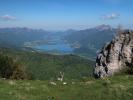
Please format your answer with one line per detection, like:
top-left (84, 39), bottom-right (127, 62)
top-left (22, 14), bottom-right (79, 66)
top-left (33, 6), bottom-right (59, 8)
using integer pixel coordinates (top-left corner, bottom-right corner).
top-left (0, 48), bottom-right (94, 80)
top-left (0, 54), bottom-right (29, 79)
top-left (0, 75), bottom-right (132, 100)
top-left (1, 48), bottom-right (133, 100)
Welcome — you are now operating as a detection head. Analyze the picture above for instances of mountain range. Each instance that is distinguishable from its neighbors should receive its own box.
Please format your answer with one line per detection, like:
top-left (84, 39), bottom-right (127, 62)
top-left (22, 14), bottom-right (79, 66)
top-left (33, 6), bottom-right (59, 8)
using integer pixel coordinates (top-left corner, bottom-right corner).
top-left (64, 25), bottom-right (117, 58)
top-left (0, 27), bottom-right (49, 47)
top-left (0, 25), bottom-right (118, 59)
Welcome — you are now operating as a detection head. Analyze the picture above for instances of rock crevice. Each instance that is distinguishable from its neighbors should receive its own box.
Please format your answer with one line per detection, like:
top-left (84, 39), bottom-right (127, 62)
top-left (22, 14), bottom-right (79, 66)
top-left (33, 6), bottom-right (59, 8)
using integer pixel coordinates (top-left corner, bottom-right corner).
top-left (94, 30), bottom-right (133, 78)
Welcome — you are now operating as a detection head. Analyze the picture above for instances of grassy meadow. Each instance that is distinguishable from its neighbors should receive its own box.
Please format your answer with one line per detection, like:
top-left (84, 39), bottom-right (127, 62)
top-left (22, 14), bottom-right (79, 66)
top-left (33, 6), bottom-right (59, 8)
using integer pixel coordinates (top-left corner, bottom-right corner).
top-left (0, 75), bottom-right (133, 100)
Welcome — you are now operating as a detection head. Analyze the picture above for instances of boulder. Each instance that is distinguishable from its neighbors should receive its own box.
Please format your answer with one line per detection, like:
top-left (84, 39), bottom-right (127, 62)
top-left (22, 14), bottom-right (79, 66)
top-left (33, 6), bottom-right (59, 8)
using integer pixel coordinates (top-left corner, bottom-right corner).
top-left (94, 30), bottom-right (133, 78)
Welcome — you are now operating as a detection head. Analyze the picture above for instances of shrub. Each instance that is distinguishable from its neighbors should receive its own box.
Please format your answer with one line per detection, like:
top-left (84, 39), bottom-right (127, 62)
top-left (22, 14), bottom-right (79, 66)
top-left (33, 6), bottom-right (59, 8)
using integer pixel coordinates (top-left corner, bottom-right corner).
top-left (118, 64), bottom-right (133, 75)
top-left (0, 54), bottom-right (31, 79)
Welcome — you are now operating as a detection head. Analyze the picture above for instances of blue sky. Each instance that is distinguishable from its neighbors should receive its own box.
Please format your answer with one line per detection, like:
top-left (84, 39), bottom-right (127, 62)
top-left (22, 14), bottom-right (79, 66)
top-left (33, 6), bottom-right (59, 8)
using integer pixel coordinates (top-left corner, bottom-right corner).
top-left (0, 0), bottom-right (133, 30)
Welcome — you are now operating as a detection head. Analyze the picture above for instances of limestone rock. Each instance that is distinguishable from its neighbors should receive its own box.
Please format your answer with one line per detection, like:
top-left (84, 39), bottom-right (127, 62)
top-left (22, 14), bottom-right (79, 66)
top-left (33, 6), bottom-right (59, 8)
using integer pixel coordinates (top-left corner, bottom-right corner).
top-left (94, 30), bottom-right (133, 78)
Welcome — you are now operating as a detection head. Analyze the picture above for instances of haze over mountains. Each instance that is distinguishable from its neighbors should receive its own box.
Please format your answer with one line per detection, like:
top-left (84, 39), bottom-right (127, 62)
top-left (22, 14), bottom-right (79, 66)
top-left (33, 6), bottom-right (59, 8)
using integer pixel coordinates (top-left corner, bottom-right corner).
top-left (65, 25), bottom-right (117, 58)
top-left (0, 27), bottom-right (49, 47)
top-left (0, 25), bottom-right (117, 59)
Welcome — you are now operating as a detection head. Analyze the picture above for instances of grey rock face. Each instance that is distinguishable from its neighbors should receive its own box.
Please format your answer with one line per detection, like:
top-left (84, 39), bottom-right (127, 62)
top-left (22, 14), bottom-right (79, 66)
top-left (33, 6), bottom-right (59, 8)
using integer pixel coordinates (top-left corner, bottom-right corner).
top-left (94, 30), bottom-right (133, 78)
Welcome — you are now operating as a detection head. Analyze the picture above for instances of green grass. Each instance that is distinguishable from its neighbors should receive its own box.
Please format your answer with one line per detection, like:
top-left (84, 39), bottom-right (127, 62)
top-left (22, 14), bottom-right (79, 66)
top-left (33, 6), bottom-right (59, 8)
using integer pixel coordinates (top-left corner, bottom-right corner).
top-left (0, 75), bottom-right (133, 100)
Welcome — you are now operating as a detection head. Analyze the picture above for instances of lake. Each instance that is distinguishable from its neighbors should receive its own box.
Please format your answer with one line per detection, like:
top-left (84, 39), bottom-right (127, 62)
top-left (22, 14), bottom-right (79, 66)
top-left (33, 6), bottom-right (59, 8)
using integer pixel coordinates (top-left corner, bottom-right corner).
top-left (32, 33), bottom-right (74, 54)
top-left (34, 43), bottom-right (74, 54)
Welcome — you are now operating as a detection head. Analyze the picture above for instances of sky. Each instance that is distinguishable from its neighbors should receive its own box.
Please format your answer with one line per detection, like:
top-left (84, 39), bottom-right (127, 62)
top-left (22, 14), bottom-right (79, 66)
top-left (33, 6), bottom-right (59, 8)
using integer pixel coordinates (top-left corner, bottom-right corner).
top-left (0, 0), bottom-right (133, 30)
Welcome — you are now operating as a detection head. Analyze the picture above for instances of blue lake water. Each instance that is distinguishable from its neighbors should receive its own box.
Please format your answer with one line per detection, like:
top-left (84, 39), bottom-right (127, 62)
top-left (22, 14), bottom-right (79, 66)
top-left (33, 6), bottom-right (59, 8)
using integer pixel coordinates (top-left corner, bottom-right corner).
top-left (34, 43), bottom-right (73, 54)
top-left (32, 33), bottom-right (74, 54)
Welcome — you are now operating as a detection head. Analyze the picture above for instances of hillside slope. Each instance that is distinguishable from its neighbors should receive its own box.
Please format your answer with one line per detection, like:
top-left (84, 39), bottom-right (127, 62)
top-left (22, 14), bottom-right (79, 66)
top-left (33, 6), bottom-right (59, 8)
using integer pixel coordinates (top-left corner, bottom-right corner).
top-left (0, 48), bottom-right (94, 80)
top-left (65, 25), bottom-right (117, 58)
top-left (0, 28), bottom-right (48, 47)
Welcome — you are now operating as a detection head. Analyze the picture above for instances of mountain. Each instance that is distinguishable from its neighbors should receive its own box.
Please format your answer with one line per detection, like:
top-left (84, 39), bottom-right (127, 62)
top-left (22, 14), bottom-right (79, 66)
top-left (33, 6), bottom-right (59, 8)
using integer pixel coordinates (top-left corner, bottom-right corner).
top-left (0, 27), bottom-right (49, 47)
top-left (64, 25), bottom-right (117, 59)
top-left (94, 24), bottom-right (112, 31)
top-left (94, 30), bottom-right (133, 78)
top-left (0, 26), bottom-right (117, 59)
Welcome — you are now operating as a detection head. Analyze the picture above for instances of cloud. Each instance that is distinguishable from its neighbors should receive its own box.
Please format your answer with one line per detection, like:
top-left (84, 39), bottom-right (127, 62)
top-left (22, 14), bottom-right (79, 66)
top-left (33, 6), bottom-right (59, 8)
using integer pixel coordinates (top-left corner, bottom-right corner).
top-left (0, 15), bottom-right (16, 21)
top-left (102, 13), bottom-right (120, 20)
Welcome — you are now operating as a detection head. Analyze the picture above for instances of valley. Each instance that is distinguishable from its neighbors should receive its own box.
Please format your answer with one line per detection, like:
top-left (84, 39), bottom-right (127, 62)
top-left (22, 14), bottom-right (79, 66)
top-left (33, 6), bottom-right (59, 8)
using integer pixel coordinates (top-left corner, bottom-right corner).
top-left (0, 0), bottom-right (133, 99)
top-left (0, 27), bottom-right (133, 100)
top-left (0, 25), bottom-right (117, 59)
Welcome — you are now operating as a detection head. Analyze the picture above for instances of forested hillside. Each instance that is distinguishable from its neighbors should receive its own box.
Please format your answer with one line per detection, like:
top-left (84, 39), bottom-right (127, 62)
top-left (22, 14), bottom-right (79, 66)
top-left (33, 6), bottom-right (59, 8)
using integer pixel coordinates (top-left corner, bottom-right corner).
top-left (0, 48), bottom-right (94, 80)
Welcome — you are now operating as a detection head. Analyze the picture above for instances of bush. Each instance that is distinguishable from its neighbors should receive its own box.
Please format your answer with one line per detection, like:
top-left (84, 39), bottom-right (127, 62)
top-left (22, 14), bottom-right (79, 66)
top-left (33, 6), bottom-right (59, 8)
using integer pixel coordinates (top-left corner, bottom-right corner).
top-left (125, 67), bottom-right (133, 75)
top-left (0, 54), bottom-right (31, 79)
top-left (118, 64), bottom-right (133, 75)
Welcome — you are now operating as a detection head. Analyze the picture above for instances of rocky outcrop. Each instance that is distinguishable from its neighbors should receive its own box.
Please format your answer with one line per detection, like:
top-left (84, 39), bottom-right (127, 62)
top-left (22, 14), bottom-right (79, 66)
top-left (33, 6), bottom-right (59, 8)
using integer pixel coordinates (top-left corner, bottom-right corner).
top-left (94, 30), bottom-right (133, 78)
